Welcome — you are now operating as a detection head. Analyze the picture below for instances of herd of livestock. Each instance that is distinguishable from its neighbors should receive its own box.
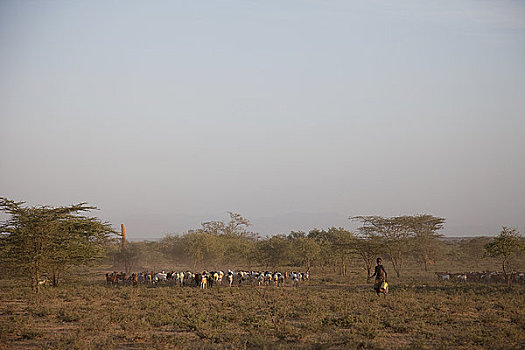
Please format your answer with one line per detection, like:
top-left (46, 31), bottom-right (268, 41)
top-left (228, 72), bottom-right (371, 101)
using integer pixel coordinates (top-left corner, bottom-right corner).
top-left (104, 270), bottom-right (525, 288)
top-left (105, 270), bottom-right (310, 288)
top-left (435, 271), bottom-right (525, 284)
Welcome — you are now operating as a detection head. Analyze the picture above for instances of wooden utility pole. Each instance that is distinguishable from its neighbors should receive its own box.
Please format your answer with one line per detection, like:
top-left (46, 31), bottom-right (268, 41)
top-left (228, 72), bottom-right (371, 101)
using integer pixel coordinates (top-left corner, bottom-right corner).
top-left (121, 223), bottom-right (126, 249)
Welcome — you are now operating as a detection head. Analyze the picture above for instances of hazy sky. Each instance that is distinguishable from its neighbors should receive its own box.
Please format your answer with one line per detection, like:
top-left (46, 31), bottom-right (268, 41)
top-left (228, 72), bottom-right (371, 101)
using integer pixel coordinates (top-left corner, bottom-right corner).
top-left (1, 0), bottom-right (524, 240)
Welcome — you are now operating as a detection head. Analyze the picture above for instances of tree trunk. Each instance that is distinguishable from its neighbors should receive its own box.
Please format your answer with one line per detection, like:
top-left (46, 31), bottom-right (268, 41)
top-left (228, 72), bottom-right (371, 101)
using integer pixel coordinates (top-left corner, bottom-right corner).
top-left (33, 255), bottom-right (41, 294)
top-left (52, 270), bottom-right (60, 287)
top-left (35, 270), bottom-right (41, 294)
top-left (503, 259), bottom-right (511, 287)
top-left (391, 256), bottom-right (401, 278)
top-left (33, 240), bottom-right (40, 294)
top-left (125, 258), bottom-right (132, 275)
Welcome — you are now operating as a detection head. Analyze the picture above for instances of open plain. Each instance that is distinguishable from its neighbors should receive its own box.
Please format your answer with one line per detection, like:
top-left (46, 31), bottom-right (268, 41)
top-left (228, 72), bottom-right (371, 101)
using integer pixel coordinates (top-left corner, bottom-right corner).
top-left (1, 268), bottom-right (524, 350)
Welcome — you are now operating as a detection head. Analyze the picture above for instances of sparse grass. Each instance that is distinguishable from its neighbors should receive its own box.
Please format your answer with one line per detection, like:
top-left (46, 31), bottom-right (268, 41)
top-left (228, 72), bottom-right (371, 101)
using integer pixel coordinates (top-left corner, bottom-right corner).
top-left (1, 271), bottom-right (524, 349)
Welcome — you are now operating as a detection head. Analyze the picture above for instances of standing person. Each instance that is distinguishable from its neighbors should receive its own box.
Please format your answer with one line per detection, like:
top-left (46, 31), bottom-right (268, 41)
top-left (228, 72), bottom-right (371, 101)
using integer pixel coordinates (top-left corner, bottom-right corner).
top-left (370, 257), bottom-right (388, 295)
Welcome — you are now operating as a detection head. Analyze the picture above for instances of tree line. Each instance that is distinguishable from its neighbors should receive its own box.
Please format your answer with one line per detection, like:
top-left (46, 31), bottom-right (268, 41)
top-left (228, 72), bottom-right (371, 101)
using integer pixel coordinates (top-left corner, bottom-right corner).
top-left (1, 198), bottom-right (524, 293)
top-left (116, 213), bottom-right (525, 283)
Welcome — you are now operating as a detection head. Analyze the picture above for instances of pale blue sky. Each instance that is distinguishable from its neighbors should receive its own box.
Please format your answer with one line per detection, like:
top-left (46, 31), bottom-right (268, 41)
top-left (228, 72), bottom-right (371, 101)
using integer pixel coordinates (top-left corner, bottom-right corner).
top-left (1, 1), bottom-right (524, 239)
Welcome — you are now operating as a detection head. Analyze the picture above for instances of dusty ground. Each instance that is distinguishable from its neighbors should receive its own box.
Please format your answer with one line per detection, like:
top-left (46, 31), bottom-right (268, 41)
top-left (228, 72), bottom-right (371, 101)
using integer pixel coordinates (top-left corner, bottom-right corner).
top-left (1, 274), bottom-right (524, 349)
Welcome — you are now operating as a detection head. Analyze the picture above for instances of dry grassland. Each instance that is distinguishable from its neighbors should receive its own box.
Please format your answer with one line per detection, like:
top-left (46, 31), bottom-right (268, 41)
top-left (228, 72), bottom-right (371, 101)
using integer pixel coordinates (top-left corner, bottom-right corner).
top-left (1, 271), bottom-right (524, 349)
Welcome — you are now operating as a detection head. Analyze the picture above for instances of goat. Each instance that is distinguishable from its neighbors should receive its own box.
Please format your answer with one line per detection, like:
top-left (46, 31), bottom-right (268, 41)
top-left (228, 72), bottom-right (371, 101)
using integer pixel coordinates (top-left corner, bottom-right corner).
top-left (227, 270), bottom-right (234, 287)
top-left (290, 272), bottom-right (299, 287)
top-left (153, 272), bottom-right (167, 284)
top-left (194, 273), bottom-right (202, 288)
top-left (435, 272), bottom-right (450, 281)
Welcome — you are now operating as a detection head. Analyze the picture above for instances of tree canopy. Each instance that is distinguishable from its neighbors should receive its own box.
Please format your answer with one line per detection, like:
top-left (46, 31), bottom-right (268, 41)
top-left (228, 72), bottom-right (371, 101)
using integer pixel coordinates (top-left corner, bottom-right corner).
top-left (352, 215), bottom-right (445, 277)
top-left (0, 198), bottom-right (115, 292)
top-left (486, 227), bottom-right (525, 284)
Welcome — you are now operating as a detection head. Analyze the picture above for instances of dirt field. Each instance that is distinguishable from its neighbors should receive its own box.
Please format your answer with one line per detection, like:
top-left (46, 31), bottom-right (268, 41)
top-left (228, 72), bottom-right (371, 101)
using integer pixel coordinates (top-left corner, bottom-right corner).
top-left (1, 272), bottom-right (524, 349)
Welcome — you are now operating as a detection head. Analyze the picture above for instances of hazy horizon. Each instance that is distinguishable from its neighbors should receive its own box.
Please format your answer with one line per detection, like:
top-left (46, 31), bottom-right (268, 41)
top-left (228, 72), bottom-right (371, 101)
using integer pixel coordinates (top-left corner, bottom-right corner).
top-left (1, 1), bottom-right (524, 240)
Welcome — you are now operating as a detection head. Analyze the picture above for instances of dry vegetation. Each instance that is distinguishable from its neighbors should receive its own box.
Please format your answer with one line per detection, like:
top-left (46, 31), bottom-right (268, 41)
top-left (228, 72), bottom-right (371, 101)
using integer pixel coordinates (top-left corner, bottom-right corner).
top-left (1, 267), bottom-right (524, 349)
top-left (1, 205), bottom-right (524, 349)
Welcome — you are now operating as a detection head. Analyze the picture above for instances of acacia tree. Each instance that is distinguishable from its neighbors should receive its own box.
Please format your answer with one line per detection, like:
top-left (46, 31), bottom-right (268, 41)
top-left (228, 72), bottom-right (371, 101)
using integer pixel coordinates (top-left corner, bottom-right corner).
top-left (408, 215), bottom-right (445, 271)
top-left (255, 235), bottom-right (291, 269)
top-left (354, 236), bottom-right (382, 280)
top-left (183, 231), bottom-right (226, 269)
top-left (112, 243), bottom-right (141, 275)
top-left (182, 212), bottom-right (252, 268)
top-left (308, 229), bottom-right (337, 268)
top-left (287, 231), bottom-right (321, 271)
top-left (352, 216), bottom-right (411, 278)
top-left (352, 215), bottom-right (445, 278)
top-left (201, 212), bottom-right (251, 237)
top-left (453, 237), bottom-right (494, 269)
top-left (486, 227), bottom-right (525, 285)
top-left (47, 216), bottom-right (115, 285)
top-left (325, 228), bottom-right (355, 277)
top-left (0, 198), bottom-right (115, 292)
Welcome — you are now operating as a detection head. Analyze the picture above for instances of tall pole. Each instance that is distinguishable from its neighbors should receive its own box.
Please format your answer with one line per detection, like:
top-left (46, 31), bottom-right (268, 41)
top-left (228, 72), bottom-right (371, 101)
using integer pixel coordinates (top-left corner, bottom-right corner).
top-left (121, 223), bottom-right (126, 249)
